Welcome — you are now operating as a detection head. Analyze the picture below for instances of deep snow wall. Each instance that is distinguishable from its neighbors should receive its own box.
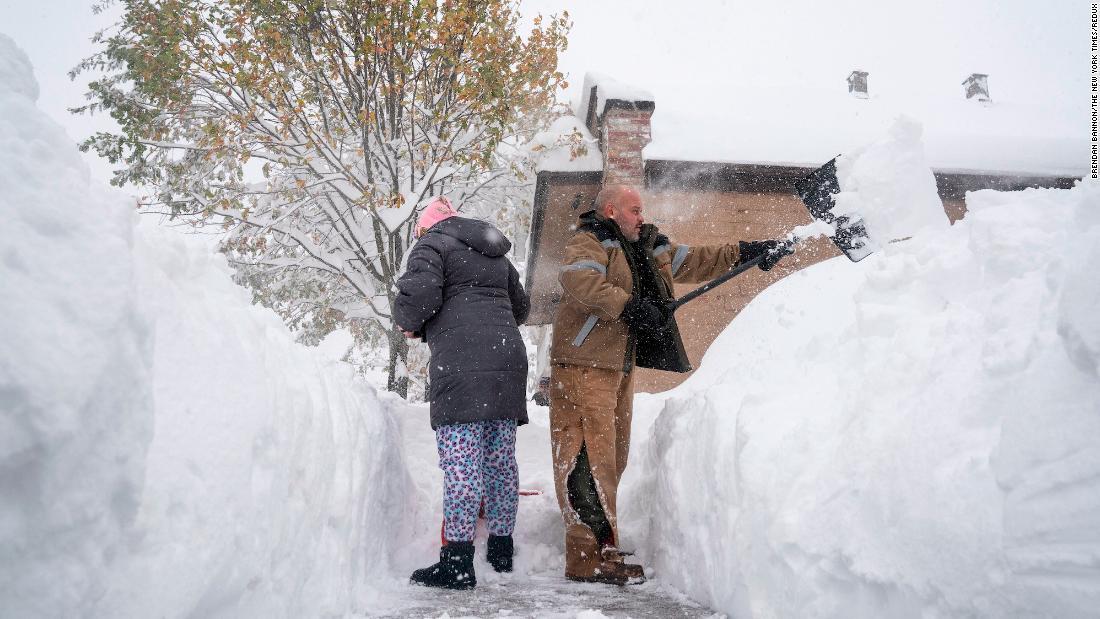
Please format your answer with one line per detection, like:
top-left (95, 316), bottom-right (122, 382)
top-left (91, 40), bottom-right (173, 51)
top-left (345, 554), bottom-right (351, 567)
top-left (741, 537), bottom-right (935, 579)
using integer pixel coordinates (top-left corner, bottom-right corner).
top-left (620, 178), bottom-right (1100, 618)
top-left (92, 222), bottom-right (416, 618)
top-left (0, 33), bottom-right (414, 617)
top-left (0, 33), bottom-right (154, 617)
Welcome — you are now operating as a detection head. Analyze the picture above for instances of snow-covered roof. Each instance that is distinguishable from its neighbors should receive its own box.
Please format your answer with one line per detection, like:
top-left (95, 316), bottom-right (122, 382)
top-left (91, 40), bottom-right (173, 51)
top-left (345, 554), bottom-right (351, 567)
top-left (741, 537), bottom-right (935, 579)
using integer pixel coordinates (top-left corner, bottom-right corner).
top-left (643, 87), bottom-right (1084, 177)
top-left (531, 115), bottom-right (603, 173)
top-left (522, 0), bottom-right (1088, 178)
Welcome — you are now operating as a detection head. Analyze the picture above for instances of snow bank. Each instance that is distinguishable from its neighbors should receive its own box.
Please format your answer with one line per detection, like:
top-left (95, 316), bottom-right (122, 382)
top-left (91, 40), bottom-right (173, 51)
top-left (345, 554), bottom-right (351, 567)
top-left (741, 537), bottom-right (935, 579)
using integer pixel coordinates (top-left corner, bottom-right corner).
top-left (96, 223), bottom-right (414, 617)
top-left (620, 148), bottom-right (1100, 615)
top-left (0, 35), bottom-right (38, 100)
top-left (1, 31), bottom-right (153, 619)
top-left (0, 33), bottom-right (413, 617)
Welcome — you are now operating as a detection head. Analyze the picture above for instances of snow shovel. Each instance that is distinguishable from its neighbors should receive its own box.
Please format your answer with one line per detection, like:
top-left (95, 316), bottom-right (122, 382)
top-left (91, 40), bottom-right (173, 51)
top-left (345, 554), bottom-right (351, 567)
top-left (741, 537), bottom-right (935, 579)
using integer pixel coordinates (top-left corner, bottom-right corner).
top-left (670, 157), bottom-right (873, 311)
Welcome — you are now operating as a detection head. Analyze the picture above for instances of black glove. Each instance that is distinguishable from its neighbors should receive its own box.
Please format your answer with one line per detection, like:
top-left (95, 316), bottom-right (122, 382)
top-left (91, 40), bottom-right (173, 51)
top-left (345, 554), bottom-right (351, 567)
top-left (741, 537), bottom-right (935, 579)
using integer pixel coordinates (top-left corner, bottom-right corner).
top-left (738, 240), bottom-right (793, 271)
top-left (620, 295), bottom-right (671, 334)
top-left (532, 376), bottom-right (550, 406)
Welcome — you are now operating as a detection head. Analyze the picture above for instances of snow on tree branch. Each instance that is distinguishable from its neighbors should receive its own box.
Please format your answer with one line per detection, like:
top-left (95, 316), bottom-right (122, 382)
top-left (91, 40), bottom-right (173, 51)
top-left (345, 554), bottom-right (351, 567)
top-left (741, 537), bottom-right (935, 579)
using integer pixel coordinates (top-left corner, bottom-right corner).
top-left (73, 0), bottom-right (571, 395)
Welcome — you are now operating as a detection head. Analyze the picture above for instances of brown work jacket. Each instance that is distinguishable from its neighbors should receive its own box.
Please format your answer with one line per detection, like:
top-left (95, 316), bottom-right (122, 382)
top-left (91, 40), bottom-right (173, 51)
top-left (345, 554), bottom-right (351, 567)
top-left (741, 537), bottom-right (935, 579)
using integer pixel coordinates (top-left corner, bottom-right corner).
top-left (549, 210), bottom-right (741, 373)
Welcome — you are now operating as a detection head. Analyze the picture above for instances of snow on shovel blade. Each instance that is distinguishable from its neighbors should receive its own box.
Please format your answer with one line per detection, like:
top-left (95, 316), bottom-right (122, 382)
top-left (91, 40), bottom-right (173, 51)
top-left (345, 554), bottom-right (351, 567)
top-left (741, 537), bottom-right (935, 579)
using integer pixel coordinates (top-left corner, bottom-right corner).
top-left (794, 158), bottom-right (874, 262)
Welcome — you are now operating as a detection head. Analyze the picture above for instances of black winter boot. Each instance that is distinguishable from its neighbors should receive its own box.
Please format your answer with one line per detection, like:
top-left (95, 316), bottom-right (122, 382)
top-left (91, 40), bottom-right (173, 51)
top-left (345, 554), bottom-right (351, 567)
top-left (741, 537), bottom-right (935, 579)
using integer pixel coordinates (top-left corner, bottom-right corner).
top-left (410, 542), bottom-right (476, 590)
top-left (486, 535), bottom-right (513, 573)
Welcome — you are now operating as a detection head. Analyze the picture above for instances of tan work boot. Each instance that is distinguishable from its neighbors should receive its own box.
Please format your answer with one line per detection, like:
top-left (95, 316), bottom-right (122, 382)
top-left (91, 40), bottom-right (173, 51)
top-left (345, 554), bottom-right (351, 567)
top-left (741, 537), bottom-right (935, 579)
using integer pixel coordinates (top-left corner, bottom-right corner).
top-left (566, 561), bottom-right (636, 586)
top-left (600, 545), bottom-right (646, 583)
top-left (564, 525), bottom-right (642, 586)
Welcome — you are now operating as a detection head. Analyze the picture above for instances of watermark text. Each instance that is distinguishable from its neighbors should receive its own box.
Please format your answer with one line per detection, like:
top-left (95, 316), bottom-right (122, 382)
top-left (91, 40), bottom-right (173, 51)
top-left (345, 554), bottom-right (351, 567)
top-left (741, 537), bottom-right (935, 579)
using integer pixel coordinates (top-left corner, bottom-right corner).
top-left (1092, 3), bottom-right (1098, 178)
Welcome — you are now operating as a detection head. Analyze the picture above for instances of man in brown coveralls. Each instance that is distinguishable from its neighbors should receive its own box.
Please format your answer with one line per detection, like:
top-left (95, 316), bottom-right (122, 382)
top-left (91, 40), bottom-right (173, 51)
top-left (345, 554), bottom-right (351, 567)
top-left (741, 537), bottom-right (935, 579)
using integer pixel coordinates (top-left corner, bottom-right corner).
top-left (548, 184), bottom-right (789, 585)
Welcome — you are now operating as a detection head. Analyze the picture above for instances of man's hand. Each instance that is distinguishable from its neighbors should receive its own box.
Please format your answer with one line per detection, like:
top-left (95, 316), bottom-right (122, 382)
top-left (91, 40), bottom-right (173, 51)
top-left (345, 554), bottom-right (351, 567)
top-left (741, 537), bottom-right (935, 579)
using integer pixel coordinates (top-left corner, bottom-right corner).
top-left (738, 240), bottom-right (793, 271)
top-left (620, 295), bottom-right (672, 334)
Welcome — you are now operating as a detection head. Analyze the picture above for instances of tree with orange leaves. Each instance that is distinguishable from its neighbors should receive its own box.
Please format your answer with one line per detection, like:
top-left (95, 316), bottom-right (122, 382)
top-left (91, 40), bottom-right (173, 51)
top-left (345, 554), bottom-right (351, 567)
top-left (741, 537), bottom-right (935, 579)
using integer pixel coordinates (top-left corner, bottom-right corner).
top-left (74, 0), bottom-right (571, 395)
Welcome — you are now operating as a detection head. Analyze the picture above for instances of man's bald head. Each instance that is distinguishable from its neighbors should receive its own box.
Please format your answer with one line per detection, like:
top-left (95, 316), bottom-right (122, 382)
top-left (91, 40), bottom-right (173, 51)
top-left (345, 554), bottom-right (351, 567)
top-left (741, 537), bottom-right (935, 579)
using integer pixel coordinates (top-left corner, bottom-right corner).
top-left (593, 185), bottom-right (639, 217)
top-left (593, 184), bottom-right (645, 241)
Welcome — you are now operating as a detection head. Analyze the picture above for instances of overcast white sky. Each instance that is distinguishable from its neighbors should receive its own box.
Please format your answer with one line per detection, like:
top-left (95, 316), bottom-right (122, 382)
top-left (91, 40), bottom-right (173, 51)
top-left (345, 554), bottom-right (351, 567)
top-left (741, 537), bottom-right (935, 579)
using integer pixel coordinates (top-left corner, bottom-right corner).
top-left (3, 1), bottom-right (121, 181)
top-left (2, 0), bottom-right (1091, 180)
top-left (518, 0), bottom-right (1088, 114)
top-left (518, 1), bottom-right (1092, 173)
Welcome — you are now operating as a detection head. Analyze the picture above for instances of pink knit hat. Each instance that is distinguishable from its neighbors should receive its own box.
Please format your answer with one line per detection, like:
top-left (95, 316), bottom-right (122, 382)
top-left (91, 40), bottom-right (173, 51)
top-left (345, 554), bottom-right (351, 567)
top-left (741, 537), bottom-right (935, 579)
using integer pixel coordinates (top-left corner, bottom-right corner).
top-left (416, 196), bottom-right (458, 236)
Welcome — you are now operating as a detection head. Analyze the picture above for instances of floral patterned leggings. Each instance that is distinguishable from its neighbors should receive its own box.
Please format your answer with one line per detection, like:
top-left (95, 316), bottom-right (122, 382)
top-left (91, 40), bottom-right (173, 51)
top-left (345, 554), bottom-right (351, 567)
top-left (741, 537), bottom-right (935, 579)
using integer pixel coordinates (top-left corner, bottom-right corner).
top-left (436, 419), bottom-right (519, 543)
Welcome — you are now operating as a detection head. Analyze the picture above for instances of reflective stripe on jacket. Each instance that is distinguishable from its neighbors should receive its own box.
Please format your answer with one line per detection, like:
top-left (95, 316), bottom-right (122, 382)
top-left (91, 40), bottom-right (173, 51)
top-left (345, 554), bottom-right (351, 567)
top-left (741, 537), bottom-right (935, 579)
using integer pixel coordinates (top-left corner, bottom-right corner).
top-left (549, 211), bottom-right (741, 372)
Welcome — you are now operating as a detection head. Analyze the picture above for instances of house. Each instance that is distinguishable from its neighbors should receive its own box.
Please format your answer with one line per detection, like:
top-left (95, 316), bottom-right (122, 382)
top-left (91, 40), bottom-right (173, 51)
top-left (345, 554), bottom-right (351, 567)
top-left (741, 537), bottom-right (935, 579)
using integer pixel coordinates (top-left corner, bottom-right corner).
top-left (526, 71), bottom-right (1084, 393)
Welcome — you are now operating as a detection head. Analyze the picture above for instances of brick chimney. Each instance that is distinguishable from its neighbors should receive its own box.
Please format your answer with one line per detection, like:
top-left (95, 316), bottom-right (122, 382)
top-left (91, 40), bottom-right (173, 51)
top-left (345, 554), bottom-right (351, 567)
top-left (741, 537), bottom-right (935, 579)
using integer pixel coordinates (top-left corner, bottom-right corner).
top-left (600, 101), bottom-right (654, 186)
top-left (962, 73), bottom-right (991, 102)
top-left (847, 70), bottom-right (869, 99)
top-left (580, 75), bottom-right (655, 187)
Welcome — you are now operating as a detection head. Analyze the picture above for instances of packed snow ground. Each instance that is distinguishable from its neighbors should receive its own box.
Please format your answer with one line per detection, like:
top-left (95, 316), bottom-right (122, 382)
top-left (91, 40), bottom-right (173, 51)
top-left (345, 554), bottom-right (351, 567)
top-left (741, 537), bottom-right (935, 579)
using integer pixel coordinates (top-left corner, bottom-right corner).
top-left (372, 401), bottom-right (720, 619)
top-left (4, 30), bottom-right (1099, 619)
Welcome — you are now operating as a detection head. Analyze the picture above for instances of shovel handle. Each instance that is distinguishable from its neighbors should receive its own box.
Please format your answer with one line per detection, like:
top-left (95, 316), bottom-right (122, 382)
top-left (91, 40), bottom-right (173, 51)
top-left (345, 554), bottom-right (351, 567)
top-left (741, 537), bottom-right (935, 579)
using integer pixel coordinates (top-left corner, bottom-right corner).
top-left (669, 256), bottom-right (762, 310)
top-left (670, 240), bottom-right (794, 311)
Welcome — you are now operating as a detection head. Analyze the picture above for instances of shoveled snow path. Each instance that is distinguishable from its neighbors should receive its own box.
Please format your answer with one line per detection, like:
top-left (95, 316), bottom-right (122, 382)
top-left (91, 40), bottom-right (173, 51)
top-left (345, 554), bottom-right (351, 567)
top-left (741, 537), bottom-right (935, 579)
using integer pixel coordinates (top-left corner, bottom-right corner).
top-left (367, 399), bottom-right (722, 618)
top-left (376, 574), bottom-right (721, 618)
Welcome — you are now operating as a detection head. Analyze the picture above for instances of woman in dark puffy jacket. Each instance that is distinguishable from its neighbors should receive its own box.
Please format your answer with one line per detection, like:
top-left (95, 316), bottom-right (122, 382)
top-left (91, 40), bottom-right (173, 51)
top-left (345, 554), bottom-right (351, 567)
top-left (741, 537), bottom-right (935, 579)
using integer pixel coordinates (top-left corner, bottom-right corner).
top-left (395, 196), bottom-right (529, 590)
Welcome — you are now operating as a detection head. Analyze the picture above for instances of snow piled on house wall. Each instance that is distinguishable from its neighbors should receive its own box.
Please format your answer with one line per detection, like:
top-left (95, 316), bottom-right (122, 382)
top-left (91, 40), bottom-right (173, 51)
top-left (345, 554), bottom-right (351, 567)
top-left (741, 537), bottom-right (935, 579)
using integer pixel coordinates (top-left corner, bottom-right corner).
top-left (0, 34), bottom-right (414, 618)
top-left (618, 130), bottom-right (1100, 617)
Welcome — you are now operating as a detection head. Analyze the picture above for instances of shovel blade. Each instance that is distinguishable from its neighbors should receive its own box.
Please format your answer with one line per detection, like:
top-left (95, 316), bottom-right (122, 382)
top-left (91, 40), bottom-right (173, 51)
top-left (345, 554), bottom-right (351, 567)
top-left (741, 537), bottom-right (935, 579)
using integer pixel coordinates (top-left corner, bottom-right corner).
top-left (795, 158), bottom-right (874, 262)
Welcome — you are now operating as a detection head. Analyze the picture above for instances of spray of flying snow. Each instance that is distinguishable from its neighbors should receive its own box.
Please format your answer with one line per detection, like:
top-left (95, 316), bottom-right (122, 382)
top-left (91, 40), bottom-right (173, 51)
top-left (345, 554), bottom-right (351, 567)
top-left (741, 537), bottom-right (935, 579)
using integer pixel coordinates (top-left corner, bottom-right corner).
top-left (788, 219), bottom-right (836, 243)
